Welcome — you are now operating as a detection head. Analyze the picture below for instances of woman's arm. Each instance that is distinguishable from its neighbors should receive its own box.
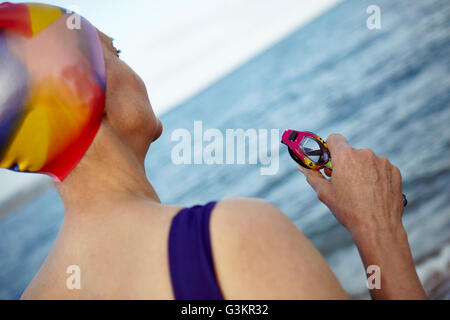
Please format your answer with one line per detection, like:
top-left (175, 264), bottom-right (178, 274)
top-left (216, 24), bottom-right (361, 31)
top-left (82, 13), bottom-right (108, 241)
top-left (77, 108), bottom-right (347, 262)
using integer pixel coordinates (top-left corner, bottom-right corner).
top-left (299, 134), bottom-right (427, 299)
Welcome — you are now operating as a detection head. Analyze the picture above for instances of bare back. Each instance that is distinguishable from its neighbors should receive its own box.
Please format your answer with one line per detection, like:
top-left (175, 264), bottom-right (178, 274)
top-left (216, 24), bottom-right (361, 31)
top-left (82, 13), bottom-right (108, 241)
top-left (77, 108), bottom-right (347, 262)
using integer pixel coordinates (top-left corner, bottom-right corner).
top-left (22, 198), bottom-right (349, 300)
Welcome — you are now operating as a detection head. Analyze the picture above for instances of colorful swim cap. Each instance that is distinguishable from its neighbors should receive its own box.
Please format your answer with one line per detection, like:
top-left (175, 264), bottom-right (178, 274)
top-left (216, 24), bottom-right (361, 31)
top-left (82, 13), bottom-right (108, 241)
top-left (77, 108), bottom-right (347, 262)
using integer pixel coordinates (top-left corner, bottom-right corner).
top-left (0, 2), bottom-right (106, 182)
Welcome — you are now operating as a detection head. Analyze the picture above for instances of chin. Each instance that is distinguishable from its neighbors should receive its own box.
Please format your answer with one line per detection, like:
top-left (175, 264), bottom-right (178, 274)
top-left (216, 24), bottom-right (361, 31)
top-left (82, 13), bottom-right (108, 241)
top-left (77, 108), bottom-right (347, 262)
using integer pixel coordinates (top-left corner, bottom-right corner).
top-left (151, 119), bottom-right (163, 142)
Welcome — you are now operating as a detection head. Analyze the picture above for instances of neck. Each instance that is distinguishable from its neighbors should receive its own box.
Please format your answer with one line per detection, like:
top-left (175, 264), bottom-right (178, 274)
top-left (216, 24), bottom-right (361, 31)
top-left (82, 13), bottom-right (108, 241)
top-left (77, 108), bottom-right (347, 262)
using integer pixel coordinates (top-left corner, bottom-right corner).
top-left (56, 121), bottom-right (160, 216)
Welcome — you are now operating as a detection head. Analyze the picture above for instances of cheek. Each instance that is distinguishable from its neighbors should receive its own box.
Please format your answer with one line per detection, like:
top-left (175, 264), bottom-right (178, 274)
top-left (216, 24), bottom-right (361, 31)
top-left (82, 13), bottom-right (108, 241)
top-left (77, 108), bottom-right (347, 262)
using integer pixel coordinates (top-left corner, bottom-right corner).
top-left (105, 58), bottom-right (159, 145)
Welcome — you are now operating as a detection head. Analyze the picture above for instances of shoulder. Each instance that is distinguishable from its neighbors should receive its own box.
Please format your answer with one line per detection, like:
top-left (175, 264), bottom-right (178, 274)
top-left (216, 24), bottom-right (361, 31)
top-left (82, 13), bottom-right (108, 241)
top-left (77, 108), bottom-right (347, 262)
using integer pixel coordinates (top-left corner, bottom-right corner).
top-left (210, 198), bottom-right (307, 264)
top-left (210, 198), bottom-right (299, 249)
top-left (212, 197), bottom-right (291, 230)
top-left (210, 198), bottom-right (349, 299)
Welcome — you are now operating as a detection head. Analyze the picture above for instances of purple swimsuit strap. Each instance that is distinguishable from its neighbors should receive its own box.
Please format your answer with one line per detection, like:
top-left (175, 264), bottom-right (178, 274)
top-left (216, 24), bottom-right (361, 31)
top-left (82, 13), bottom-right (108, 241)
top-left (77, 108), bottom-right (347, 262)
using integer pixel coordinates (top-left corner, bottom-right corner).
top-left (168, 201), bottom-right (224, 300)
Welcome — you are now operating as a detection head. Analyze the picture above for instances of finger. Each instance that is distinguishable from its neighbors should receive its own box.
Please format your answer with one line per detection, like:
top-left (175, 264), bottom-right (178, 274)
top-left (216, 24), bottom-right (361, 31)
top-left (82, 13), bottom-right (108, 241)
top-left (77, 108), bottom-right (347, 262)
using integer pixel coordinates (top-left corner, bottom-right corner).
top-left (298, 165), bottom-right (307, 174)
top-left (300, 168), bottom-right (331, 196)
top-left (326, 133), bottom-right (351, 156)
top-left (324, 168), bottom-right (332, 177)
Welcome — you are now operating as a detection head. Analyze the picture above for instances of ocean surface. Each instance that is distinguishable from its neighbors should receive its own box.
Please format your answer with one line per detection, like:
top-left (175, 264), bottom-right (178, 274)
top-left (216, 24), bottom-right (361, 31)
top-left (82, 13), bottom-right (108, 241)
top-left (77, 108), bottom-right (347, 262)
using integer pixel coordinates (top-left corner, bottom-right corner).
top-left (1, 0), bottom-right (449, 299)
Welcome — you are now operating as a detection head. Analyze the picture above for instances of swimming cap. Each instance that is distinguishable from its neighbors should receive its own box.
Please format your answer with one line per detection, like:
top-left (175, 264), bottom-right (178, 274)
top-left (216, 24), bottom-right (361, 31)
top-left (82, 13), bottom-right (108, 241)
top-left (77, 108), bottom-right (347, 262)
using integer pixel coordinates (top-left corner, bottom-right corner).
top-left (0, 2), bottom-right (106, 182)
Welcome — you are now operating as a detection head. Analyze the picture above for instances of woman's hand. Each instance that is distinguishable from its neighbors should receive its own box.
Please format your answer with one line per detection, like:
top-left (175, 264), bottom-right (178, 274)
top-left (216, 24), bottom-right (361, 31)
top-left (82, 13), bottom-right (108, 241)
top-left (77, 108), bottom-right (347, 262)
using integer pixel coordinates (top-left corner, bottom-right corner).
top-left (298, 133), bottom-right (427, 299)
top-left (298, 133), bottom-right (405, 239)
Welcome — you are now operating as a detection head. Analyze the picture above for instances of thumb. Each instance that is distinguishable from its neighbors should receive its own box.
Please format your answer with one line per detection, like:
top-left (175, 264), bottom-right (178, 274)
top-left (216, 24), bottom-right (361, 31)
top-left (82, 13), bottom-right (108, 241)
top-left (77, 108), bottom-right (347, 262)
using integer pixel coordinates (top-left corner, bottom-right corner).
top-left (298, 166), bottom-right (331, 197)
top-left (326, 133), bottom-right (351, 156)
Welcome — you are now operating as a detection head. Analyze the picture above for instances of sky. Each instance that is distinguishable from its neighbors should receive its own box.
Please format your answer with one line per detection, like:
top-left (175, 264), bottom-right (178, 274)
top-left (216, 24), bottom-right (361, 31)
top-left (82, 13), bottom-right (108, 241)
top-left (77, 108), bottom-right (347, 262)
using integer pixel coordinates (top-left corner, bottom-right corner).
top-left (0, 0), bottom-right (341, 204)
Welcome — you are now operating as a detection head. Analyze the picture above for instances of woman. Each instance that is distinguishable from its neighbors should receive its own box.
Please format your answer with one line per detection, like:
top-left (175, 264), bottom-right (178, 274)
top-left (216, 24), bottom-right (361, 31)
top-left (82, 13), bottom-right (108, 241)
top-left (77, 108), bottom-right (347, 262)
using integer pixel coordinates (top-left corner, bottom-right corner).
top-left (0, 3), bottom-right (426, 299)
